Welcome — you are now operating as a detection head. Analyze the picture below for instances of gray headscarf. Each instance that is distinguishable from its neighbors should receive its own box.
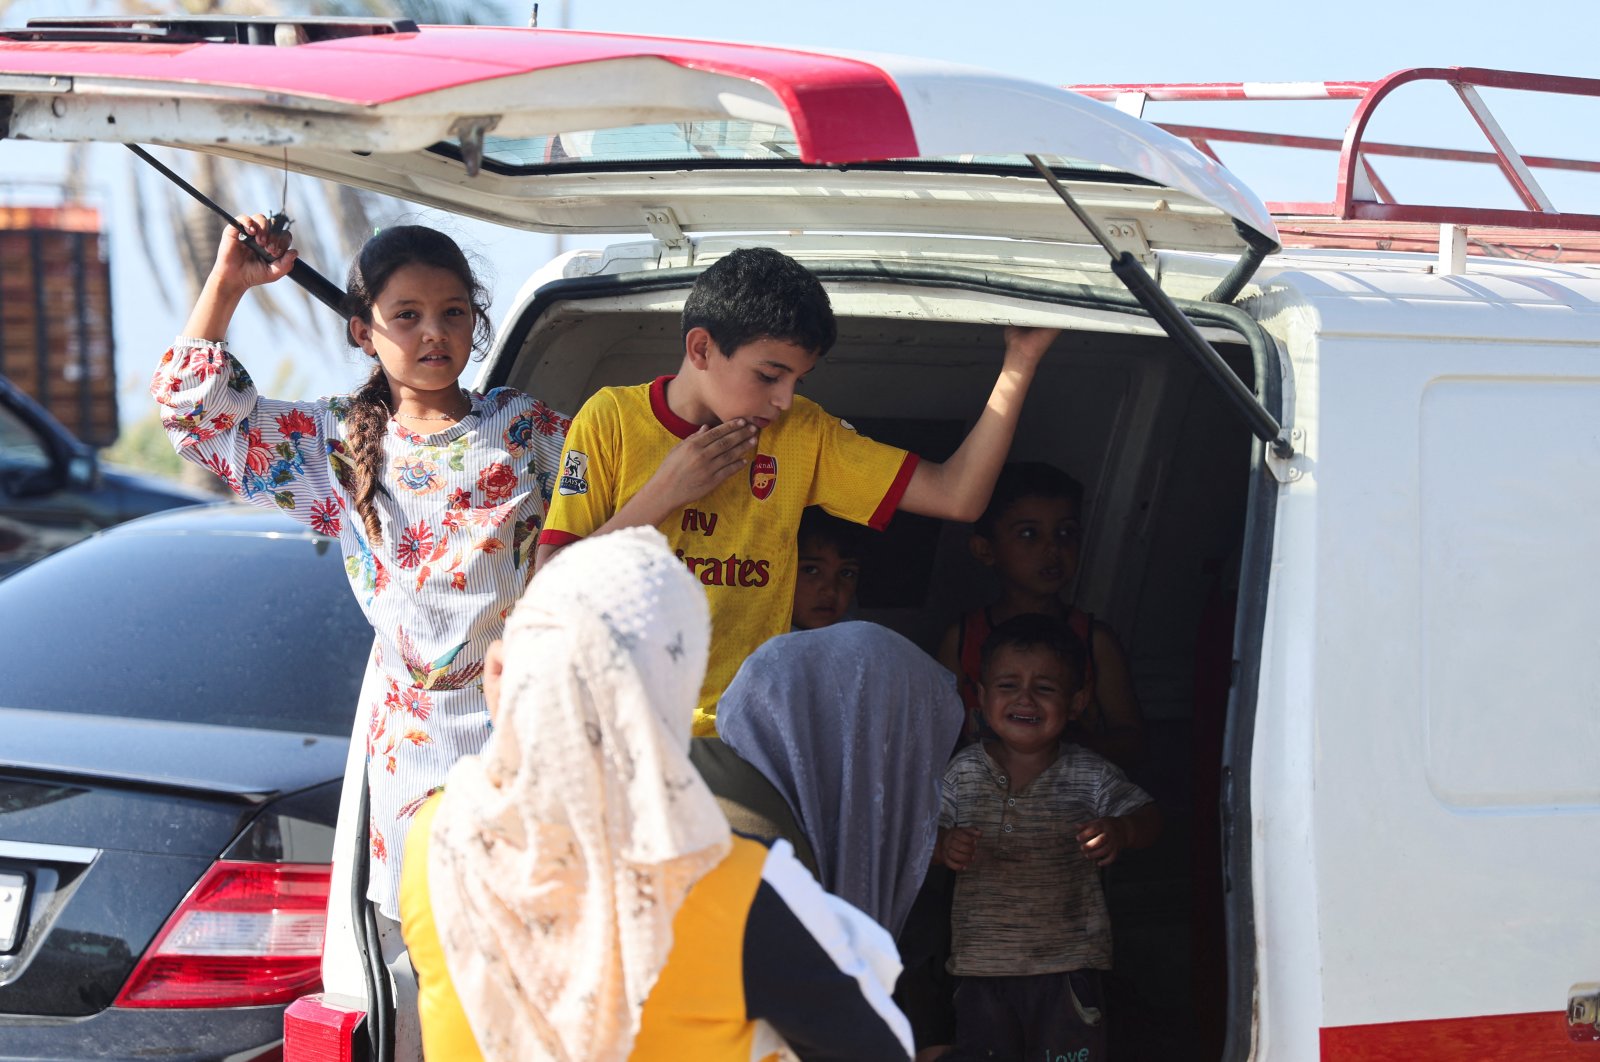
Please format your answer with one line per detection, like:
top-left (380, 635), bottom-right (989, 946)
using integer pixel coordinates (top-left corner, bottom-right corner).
top-left (716, 621), bottom-right (964, 938)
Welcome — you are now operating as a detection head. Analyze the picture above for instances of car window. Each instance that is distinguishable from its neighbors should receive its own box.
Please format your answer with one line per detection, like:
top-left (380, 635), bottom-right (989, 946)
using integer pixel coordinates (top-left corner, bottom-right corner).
top-left (0, 530), bottom-right (369, 735)
top-left (0, 402), bottom-right (51, 471)
top-left (473, 122), bottom-right (1105, 175)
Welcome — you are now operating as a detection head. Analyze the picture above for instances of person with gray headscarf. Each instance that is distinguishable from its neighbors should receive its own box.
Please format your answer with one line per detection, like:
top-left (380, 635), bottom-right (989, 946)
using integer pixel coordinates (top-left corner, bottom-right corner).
top-left (714, 620), bottom-right (965, 939)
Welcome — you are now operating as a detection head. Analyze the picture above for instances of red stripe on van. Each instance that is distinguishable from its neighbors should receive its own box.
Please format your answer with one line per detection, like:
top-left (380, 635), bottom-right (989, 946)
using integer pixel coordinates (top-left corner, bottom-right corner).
top-left (1321, 1011), bottom-right (1585, 1061)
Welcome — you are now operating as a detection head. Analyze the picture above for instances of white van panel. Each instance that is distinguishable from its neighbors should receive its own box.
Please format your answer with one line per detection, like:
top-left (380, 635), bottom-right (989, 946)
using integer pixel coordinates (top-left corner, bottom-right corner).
top-left (1256, 265), bottom-right (1600, 346)
top-left (1420, 378), bottom-right (1600, 810)
top-left (1250, 483), bottom-right (1325, 1062)
top-left (1258, 298), bottom-right (1600, 1040)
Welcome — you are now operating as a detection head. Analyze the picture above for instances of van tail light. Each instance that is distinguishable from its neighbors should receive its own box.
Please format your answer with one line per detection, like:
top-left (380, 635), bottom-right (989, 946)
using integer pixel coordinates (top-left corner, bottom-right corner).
top-left (285, 994), bottom-right (368, 1062)
top-left (114, 860), bottom-right (330, 1008)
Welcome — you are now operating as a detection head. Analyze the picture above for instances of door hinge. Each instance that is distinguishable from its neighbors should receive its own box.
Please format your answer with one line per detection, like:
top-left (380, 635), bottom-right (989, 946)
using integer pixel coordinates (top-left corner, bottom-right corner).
top-left (1265, 427), bottom-right (1305, 484)
top-left (645, 207), bottom-right (692, 267)
top-left (448, 115), bottom-right (500, 178)
top-left (1570, 984), bottom-right (1600, 1042)
top-left (1104, 217), bottom-right (1156, 273)
top-left (1267, 428), bottom-right (1305, 483)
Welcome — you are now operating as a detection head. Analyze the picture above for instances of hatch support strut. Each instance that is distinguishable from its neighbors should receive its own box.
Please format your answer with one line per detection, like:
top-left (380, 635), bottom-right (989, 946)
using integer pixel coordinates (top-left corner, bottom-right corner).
top-left (1027, 155), bottom-right (1293, 461)
top-left (127, 143), bottom-right (347, 316)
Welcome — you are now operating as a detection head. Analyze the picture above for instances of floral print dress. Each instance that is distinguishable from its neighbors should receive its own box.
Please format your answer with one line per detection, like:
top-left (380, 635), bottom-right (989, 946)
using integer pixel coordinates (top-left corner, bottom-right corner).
top-left (153, 338), bottom-right (569, 916)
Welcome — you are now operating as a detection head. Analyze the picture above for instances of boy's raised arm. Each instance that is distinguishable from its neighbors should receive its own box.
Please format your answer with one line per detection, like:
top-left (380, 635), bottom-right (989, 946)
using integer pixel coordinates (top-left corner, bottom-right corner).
top-left (898, 326), bottom-right (1058, 523)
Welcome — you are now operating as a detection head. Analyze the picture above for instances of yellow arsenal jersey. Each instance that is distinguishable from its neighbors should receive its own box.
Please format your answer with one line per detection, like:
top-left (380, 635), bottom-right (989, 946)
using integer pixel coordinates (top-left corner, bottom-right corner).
top-left (540, 376), bottom-right (915, 734)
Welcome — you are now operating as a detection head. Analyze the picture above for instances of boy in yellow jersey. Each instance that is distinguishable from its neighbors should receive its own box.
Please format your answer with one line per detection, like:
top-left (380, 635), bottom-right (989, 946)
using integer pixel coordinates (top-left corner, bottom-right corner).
top-left (537, 247), bottom-right (1056, 735)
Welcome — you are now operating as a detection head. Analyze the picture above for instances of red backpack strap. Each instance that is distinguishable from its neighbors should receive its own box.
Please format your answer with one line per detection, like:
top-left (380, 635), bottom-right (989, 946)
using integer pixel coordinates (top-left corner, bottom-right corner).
top-left (956, 608), bottom-right (988, 710)
top-left (1069, 608), bottom-right (1099, 700)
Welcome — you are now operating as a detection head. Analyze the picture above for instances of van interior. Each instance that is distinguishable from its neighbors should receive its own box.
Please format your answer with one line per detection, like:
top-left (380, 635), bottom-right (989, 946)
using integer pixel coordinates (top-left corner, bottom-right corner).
top-left (498, 272), bottom-right (1265, 1059)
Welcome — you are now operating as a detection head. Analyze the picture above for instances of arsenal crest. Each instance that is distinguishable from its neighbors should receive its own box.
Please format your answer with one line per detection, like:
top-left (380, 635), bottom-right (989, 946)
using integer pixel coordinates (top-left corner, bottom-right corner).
top-left (749, 454), bottom-right (777, 500)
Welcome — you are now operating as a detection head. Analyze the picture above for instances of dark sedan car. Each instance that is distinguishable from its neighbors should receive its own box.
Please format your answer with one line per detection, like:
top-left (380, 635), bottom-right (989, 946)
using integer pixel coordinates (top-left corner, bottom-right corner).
top-left (1, 372), bottom-right (214, 578)
top-left (0, 504), bottom-right (370, 1060)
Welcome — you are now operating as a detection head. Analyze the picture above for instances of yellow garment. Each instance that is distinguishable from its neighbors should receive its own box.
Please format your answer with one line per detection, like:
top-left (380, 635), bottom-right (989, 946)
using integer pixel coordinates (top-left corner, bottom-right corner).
top-left (403, 794), bottom-right (778, 1062)
top-left (629, 834), bottom-right (771, 1060)
top-left (401, 793), bottom-right (481, 1062)
top-left (540, 377), bottom-right (915, 734)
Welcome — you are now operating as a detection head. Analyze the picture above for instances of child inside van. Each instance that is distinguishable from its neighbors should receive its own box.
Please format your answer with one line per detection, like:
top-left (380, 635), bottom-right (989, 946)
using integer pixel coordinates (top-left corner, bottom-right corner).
top-left (537, 246), bottom-right (1058, 735)
top-left (938, 461), bottom-right (1144, 767)
top-left (934, 613), bottom-right (1159, 1061)
top-left (791, 507), bottom-right (866, 630)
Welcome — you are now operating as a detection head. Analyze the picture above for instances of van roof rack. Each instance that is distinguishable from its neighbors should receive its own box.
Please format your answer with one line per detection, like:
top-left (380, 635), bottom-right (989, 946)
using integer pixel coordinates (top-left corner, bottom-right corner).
top-left (12, 15), bottom-right (418, 46)
top-left (1068, 67), bottom-right (1600, 262)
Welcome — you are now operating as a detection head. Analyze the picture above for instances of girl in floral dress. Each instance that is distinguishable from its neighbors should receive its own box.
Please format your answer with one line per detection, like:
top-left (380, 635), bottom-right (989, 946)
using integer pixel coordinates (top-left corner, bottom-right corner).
top-left (151, 217), bottom-right (569, 934)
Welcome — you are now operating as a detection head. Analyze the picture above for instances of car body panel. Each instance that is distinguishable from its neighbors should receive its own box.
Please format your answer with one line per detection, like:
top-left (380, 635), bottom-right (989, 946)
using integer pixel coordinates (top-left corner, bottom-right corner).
top-left (0, 837), bottom-right (211, 1016)
top-left (0, 771), bottom-right (256, 859)
top-left (111, 500), bottom-right (322, 536)
top-left (0, 1006), bottom-right (286, 1062)
top-left (0, 710), bottom-right (348, 802)
top-left (0, 507), bottom-right (362, 1048)
top-left (0, 507), bottom-right (367, 741)
top-left (0, 25), bottom-right (1277, 252)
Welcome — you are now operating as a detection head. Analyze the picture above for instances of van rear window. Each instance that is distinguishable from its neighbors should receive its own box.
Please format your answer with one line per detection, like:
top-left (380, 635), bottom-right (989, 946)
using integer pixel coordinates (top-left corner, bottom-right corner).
top-left (454, 122), bottom-right (1110, 177)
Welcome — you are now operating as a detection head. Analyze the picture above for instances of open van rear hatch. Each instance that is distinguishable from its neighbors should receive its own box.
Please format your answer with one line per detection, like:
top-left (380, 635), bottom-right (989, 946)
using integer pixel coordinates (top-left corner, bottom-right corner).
top-left (0, 18), bottom-right (1277, 258)
top-left (0, 17), bottom-right (1290, 456)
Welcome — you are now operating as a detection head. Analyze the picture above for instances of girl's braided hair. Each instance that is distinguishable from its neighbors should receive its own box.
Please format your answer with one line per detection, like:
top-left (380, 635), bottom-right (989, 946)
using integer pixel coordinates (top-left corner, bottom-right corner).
top-left (341, 226), bottom-right (492, 545)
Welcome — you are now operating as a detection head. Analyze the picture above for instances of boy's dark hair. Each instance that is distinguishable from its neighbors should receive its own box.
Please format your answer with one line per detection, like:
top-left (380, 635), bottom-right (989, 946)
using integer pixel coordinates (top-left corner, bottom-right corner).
top-left (681, 246), bottom-right (837, 357)
top-left (974, 461), bottom-right (1086, 537)
top-left (980, 612), bottom-right (1088, 691)
top-left (798, 507), bottom-right (866, 561)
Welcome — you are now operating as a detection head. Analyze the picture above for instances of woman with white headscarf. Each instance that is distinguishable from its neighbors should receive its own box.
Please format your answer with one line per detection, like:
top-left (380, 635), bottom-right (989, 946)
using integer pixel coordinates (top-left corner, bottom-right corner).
top-left (399, 528), bottom-right (913, 1062)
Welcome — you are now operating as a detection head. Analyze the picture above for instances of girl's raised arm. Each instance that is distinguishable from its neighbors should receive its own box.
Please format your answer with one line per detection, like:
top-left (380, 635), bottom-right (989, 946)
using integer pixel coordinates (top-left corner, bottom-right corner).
top-left (153, 217), bottom-right (347, 542)
top-left (183, 214), bottom-right (299, 340)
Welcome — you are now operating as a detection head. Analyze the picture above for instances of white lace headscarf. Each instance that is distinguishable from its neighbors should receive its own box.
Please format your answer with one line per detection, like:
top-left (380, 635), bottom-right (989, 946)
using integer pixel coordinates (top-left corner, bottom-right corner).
top-left (427, 527), bottom-right (730, 1062)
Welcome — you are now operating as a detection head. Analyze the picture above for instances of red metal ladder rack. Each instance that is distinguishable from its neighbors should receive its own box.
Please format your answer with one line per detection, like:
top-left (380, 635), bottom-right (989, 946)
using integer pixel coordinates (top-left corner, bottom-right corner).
top-left (1068, 67), bottom-right (1600, 261)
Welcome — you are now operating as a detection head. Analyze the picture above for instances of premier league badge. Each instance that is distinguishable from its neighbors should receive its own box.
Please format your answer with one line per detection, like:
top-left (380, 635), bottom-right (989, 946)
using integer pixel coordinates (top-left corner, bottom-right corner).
top-left (558, 449), bottom-right (589, 495)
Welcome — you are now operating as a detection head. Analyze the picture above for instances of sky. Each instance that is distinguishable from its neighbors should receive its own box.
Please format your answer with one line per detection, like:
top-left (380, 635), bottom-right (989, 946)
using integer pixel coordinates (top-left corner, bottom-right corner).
top-left (2, 0), bottom-right (1598, 425)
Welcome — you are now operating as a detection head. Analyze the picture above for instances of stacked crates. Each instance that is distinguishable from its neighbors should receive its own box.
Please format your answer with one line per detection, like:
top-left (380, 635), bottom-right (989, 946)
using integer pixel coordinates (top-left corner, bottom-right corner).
top-left (0, 204), bottom-right (117, 446)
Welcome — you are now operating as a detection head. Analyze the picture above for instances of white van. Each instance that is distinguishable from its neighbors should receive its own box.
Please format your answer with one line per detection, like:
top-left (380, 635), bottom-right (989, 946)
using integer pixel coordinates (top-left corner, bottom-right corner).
top-left (2, 17), bottom-right (1596, 1062)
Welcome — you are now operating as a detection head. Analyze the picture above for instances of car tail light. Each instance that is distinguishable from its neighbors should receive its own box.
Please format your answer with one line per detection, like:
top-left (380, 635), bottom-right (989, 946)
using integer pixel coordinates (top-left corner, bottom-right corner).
top-left (114, 860), bottom-right (330, 1008)
top-left (285, 994), bottom-right (367, 1062)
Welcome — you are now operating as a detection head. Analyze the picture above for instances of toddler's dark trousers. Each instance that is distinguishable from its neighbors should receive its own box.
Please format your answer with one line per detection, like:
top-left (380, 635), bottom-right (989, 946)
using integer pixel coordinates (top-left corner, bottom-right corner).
top-left (946, 969), bottom-right (1106, 1062)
